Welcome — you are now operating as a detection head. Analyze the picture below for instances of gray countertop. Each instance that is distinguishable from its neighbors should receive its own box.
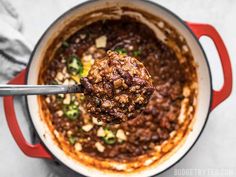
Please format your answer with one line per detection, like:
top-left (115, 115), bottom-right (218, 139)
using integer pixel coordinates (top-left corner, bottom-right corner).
top-left (0, 0), bottom-right (236, 176)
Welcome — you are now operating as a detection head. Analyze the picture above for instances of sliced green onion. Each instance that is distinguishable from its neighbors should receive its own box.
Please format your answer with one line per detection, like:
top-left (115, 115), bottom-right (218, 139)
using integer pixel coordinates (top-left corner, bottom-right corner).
top-left (103, 136), bottom-right (116, 144)
top-left (102, 128), bottom-right (116, 144)
top-left (68, 56), bottom-right (83, 76)
top-left (63, 103), bottom-right (80, 120)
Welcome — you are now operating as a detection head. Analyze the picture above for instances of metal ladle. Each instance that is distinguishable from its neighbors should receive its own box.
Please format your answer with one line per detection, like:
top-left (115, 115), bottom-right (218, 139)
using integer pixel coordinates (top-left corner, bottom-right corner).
top-left (0, 84), bottom-right (84, 96)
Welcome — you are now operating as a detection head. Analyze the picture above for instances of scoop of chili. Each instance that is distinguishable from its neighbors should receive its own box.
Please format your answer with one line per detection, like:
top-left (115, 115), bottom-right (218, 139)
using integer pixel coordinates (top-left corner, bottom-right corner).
top-left (81, 50), bottom-right (154, 124)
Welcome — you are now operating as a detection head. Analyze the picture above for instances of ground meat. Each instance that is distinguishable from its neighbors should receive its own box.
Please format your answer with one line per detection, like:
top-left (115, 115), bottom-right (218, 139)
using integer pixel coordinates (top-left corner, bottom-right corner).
top-left (81, 51), bottom-right (154, 123)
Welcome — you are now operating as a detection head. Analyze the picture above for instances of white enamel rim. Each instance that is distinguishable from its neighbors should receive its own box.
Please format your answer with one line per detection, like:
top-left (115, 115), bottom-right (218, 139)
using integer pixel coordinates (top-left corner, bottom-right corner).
top-left (26, 0), bottom-right (212, 177)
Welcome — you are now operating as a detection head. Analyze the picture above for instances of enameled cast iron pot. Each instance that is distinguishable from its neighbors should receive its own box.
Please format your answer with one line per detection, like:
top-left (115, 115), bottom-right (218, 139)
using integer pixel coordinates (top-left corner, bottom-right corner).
top-left (3, 0), bottom-right (232, 176)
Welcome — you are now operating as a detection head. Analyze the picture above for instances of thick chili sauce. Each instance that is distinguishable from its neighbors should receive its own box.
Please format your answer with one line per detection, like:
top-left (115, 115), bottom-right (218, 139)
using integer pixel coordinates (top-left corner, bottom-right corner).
top-left (39, 18), bottom-right (197, 162)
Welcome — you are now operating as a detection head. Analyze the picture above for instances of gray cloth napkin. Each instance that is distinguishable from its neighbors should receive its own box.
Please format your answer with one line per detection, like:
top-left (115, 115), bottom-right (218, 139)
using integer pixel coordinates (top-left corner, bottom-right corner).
top-left (0, 0), bottom-right (32, 83)
top-left (0, 2), bottom-right (82, 176)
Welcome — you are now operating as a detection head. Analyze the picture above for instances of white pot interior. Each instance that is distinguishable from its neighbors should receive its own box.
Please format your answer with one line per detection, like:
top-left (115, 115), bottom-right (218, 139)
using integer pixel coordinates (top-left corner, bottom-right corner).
top-left (26, 0), bottom-right (212, 176)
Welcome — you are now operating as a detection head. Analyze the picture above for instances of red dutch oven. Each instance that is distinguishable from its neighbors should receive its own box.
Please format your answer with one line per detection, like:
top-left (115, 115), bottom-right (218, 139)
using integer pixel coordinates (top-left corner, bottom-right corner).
top-left (3, 0), bottom-right (232, 176)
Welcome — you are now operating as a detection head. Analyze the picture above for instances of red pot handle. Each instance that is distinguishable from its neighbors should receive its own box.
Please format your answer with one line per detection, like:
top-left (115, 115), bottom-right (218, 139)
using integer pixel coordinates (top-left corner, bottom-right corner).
top-left (3, 69), bottom-right (52, 159)
top-left (186, 22), bottom-right (232, 111)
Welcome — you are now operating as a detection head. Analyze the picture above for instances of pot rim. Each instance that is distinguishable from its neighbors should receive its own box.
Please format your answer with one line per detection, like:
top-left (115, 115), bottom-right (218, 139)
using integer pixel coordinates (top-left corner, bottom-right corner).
top-left (24, 0), bottom-right (213, 176)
